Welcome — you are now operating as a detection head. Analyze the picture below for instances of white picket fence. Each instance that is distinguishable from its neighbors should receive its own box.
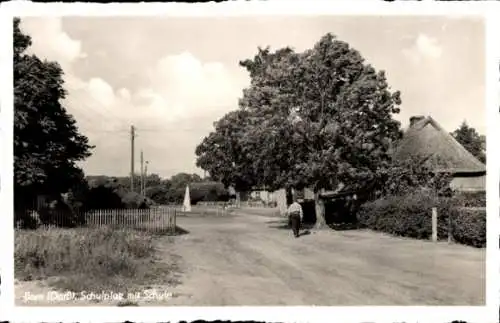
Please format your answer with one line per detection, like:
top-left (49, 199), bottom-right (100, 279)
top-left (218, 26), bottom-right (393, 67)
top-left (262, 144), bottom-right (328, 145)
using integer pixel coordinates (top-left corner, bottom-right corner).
top-left (85, 208), bottom-right (176, 232)
top-left (18, 208), bottom-right (176, 233)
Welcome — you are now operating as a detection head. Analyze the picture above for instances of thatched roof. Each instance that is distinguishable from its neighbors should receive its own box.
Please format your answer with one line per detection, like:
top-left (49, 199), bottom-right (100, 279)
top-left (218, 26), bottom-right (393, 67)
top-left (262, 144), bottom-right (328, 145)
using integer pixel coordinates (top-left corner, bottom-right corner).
top-left (393, 116), bottom-right (485, 174)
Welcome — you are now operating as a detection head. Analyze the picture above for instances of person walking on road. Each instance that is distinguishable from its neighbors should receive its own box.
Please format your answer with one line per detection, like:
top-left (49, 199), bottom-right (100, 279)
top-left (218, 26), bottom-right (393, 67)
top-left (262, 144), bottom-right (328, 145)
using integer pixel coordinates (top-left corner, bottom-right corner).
top-left (287, 197), bottom-right (303, 238)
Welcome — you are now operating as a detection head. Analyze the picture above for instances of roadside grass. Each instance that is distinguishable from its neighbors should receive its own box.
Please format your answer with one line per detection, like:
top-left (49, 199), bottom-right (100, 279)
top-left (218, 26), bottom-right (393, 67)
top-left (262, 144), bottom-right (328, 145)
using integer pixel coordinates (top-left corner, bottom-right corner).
top-left (15, 226), bottom-right (181, 295)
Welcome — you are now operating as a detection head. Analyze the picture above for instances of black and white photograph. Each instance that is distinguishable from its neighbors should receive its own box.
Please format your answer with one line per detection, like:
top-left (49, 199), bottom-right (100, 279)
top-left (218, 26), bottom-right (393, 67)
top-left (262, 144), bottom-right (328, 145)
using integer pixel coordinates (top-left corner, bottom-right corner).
top-left (8, 4), bottom-right (488, 317)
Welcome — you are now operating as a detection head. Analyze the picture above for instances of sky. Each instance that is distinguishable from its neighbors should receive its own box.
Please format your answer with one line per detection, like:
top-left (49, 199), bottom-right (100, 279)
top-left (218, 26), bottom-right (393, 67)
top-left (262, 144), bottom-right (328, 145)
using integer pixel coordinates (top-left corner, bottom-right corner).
top-left (19, 16), bottom-right (485, 179)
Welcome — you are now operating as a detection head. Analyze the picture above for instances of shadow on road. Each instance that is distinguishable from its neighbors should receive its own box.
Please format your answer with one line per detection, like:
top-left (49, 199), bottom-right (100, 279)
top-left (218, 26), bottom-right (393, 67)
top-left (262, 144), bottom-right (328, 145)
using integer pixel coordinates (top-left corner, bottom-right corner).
top-left (173, 226), bottom-right (190, 235)
top-left (135, 225), bottom-right (190, 236)
top-left (328, 223), bottom-right (361, 231)
top-left (267, 219), bottom-right (316, 231)
top-left (267, 219), bottom-right (359, 232)
top-left (299, 230), bottom-right (312, 237)
top-left (265, 219), bottom-right (286, 225)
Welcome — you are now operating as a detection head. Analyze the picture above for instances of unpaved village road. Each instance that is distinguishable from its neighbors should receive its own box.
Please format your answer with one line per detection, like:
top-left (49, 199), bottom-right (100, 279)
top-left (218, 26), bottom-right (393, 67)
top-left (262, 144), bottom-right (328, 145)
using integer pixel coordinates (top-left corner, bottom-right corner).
top-left (16, 210), bottom-right (485, 306)
top-left (155, 211), bottom-right (485, 306)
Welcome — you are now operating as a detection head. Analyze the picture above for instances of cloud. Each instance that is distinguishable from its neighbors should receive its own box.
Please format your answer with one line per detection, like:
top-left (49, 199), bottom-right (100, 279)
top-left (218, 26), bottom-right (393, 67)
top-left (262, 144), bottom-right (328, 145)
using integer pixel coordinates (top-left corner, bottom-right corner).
top-left (402, 33), bottom-right (443, 63)
top-left (143, 51), bottom-right (245, 120)
top-left (58, 51), bottom-right (245, 142)
top-left (118, 88), bottom-right (131, 101)
top-left (87, 78), bottom-right (116, 107)
top-left (20, 18), bottom-right (246, 134)
top-left (20, 17), bottom-right (86, 70)
top-left (415, 34), bottom-right (442, 58)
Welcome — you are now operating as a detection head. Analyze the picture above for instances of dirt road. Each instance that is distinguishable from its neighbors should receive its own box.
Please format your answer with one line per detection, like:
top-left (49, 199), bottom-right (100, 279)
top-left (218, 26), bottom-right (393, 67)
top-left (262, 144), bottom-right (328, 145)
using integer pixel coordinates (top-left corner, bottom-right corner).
top-left (16, 210), bottom-right (485, 306)
top-left (153, 211), bottom-right (485, 306)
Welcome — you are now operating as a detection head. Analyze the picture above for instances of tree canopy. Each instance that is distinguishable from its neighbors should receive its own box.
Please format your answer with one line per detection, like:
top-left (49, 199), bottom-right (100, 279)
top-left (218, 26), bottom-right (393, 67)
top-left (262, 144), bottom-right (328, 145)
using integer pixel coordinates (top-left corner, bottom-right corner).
top-left (451, 121), bottom-right (486, 164)
top-left (14, 17), bottom-right (93, 211)
top-left (195, 109), bottom-right (256, 192)
top-left (85, 173), bottom-right (229, 206)
top-left (195, 33), bottom-right (403, 215)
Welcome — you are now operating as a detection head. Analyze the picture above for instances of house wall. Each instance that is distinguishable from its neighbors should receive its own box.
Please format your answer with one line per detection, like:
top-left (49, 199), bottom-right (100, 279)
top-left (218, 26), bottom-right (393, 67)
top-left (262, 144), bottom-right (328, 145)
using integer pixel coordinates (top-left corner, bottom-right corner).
top-left (274, 188), bottom-right (287, 215)
top-left (450, 174), bottom-right (486, 192)
top-left (250, 190), bottom-right (275, 203)
top-left (304, 188), bottom-right (315, 200)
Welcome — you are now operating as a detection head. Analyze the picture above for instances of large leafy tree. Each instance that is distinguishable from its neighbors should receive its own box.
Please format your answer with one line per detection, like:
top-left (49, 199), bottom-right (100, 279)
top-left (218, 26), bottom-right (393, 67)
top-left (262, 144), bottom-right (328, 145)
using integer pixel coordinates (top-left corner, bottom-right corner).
top-left (451, 121), bottom-right (486, 164)
top-left (195, 109), bottom-right (256, 193)
top-left (14, 18), bottom-right (93, 215)
top-left (196, 34), bottom-right (403, 227)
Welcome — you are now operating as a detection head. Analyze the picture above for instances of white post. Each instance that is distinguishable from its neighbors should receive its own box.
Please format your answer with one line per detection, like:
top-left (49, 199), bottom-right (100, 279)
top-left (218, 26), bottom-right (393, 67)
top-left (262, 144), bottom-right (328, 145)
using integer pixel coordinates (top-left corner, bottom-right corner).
top-left (183, 185), bottom-right (191, 212)
top-left (432, 207), bottom-right (438, 242)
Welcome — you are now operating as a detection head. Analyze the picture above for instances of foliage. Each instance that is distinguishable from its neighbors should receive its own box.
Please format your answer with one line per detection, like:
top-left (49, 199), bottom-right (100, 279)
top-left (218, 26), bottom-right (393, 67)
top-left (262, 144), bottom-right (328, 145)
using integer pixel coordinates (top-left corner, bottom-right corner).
top-left (169, 172), bottom-right (202, 190)
top-left (450, 207), bottom-right (486, 248)
top-left (189, 181), bottom-right (231, 204)
top-left (145, 183), bottom-right (172, 205)
top-left (15, 227), bottom-right (178, 294)
top-left (195, 33), bottom-right (403, 226)
top-left (451, 121), bottom-right (486, 164)
top-left (85, 175), bottom-right (153, 209)
top-left (36, 200), bottom-right (86, 228)
top-left (14, 18), bottom-right (93, 222)
top-left (84, 173), bottom-right (228, 206)
top-left (195, 110), bottom-right (257, 192)
top-left (358, 190), bottom-right (485, 248)
top-left (452, 191), bottom-right (486, 208)
top-left (377, 155), bottom-right (453, 198)
top-left (121, 191), bottom-right (151, 209)
top-left (358, 191), bottom-right (453, 239)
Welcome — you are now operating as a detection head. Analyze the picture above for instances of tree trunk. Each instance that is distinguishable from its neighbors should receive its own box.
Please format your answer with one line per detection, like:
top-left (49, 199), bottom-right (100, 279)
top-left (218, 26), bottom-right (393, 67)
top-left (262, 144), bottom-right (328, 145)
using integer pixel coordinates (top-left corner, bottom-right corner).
top-left (314, 191), bottom-right (326, 229)
top-left (286, 187), bottom-right (293, 207)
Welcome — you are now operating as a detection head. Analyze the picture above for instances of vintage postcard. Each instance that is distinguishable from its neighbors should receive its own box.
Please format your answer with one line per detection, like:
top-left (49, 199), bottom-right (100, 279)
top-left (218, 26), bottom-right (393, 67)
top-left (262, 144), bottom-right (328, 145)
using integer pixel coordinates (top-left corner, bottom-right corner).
top-left (0, 1), bottom-right (498, 323)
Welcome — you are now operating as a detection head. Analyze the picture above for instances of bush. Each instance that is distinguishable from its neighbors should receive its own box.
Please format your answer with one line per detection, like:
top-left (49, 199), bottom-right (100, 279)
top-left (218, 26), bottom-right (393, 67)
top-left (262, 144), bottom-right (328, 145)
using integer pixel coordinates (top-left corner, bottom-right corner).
top-left (14, 227), bottom-right (176, 293)
top-left (450, 207), bottom-right (486, 248)
top-left (358, 190), bottom-right (485, 247)
top-left (452, 191), bottom-right (486, 208)
top-left (121, 191), bottom-right (152, 209)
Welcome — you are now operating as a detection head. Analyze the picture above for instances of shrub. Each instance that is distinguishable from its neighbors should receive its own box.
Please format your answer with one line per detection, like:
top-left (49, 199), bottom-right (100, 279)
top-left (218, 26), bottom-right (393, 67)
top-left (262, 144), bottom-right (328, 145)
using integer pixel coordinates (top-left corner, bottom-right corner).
top-left (358, 190), bottom-right (453, 240)
top-left (14, 227), bottom-right (175, 293)
top-left (450, 207), bottom-right (486, 248)
top-left (121, 191), bottom-right (152, 209)
top-left (358, 190), bottom-right (485, 247)
top-left (452, 191), bottom-right (486, 208)
top-left (376, 156), bottom-right (453, 199)
top-left (37, 201), bottom-right (86, 228)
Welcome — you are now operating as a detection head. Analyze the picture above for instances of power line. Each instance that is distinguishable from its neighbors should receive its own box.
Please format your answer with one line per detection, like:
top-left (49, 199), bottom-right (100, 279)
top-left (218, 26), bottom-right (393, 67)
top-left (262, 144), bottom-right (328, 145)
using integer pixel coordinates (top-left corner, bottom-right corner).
top-left (63, 84), bottom-right (132, 133)
top-left (65, 83), bottom-right (126, 122)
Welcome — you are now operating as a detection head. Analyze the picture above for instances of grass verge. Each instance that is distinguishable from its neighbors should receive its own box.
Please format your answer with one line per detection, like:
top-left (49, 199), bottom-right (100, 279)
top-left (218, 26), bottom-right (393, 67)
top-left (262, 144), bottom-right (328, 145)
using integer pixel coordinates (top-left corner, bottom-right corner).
top-left (15, 226), bottom-right (181, 295)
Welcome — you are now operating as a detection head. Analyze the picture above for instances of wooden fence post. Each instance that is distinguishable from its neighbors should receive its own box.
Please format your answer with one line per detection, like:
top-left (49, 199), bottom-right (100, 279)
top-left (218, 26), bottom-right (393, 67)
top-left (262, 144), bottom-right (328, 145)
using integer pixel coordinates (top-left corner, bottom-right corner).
top-left (432, 207), bottom-right (438, 243)
top-left (173, 209), bottom-right (177, 234)
top-left (448, 210), bottom-right (453, 244)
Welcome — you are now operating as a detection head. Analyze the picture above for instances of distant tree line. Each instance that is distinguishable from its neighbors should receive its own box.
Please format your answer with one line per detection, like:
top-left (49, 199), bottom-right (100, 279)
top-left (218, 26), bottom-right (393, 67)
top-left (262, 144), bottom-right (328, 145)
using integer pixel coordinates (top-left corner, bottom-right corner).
top-left (78, 172), bottom-right (233, 211)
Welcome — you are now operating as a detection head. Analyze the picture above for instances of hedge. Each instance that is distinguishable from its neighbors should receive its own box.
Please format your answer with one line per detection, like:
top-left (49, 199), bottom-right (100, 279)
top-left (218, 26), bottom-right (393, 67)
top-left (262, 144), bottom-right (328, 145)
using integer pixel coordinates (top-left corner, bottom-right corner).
top-left (450, 207), bottom-right (486, 248)
top-left (358, 191), bottom-right (485, 248)
top-left (452, 191), bottom-right (486, 208)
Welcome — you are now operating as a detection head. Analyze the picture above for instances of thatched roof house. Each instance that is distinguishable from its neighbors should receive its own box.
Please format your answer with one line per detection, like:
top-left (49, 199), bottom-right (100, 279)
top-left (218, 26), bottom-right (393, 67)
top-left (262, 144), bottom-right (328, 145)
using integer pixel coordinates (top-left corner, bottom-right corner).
top-left (393, 116), bottom-right (486, 192)
top-left (268, 115), bottom-right (486, 217)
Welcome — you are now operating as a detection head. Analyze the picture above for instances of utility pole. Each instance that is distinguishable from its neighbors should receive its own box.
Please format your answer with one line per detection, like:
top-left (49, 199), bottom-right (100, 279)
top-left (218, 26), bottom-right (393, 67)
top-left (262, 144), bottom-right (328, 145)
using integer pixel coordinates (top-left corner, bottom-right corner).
top-left (144, 161), bottom-right (149, 195)
top-left (140, 150), bottom-right (144, 195)
top-left (130, 125), bottom-right (135, 192)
